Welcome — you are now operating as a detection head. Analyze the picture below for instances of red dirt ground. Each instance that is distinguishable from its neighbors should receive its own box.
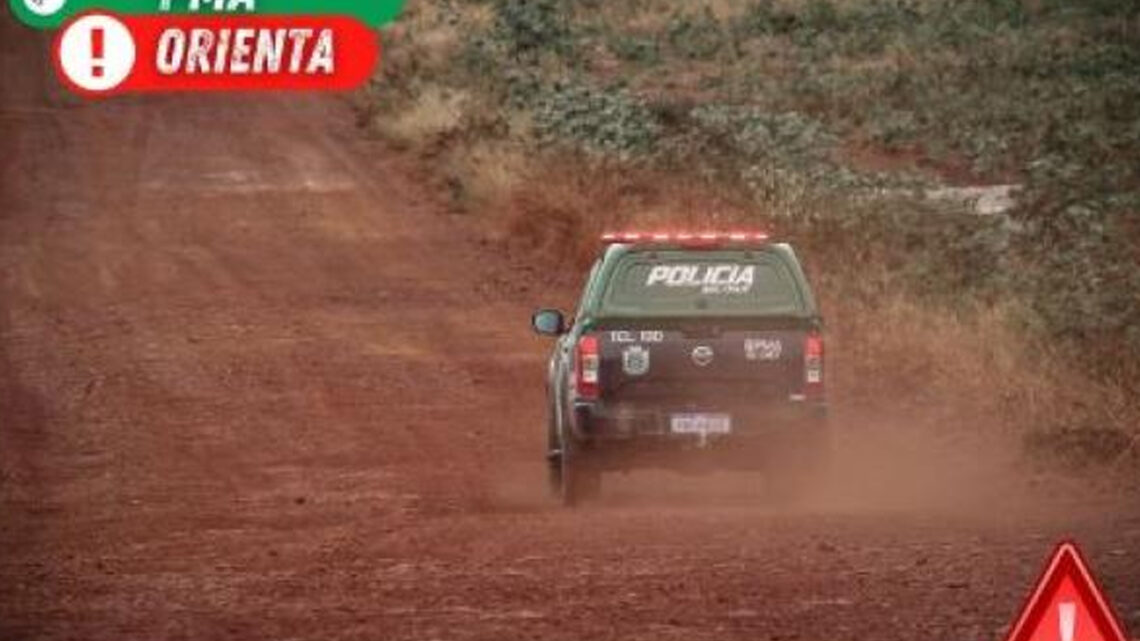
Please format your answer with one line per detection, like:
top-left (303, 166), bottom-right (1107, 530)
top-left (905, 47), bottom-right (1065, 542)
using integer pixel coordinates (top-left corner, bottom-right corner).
top-left (2, 10), bottom-right (1138, 641)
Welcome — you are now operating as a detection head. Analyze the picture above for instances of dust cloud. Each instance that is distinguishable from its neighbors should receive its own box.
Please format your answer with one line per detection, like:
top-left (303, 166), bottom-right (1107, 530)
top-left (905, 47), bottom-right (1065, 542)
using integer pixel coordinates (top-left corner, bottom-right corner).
top-left (485, 416), bottom-right (1114, 520)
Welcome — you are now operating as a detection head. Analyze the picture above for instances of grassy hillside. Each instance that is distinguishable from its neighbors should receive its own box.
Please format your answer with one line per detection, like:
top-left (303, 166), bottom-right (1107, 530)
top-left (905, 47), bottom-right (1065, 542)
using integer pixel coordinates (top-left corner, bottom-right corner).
top-left (360, 0), bottom-right (1140, 467)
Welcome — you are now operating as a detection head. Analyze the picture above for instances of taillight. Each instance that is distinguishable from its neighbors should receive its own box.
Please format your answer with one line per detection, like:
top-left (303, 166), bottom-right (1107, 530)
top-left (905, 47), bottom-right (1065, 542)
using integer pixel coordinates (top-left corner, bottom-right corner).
top-left (804, 331), bottom-right (824, 397)
top-left (575, 335), bottom-right (600, 400)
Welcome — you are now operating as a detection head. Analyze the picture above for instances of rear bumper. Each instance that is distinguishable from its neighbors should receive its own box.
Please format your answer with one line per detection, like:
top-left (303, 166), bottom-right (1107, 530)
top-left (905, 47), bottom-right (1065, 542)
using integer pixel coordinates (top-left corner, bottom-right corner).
top-left (572, 398), bottom-right (826, 436)
top-left (569, 398), bottom-right (827, 470)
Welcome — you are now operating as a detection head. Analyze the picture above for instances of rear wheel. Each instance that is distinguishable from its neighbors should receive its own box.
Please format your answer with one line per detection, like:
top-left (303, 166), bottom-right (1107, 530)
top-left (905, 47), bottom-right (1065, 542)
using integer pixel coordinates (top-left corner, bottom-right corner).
top-left (548, 427), bottom-right (601, 507)
top-left (546, 403), bottom-right (564, 499)
top-left (562, 448), bottom-right (601, 507)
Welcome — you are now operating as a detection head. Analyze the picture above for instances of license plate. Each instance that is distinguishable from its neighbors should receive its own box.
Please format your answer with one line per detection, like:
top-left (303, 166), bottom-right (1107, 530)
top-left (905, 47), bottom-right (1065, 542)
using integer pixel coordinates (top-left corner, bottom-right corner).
top-left (670, 413), bottom-right (732, 435)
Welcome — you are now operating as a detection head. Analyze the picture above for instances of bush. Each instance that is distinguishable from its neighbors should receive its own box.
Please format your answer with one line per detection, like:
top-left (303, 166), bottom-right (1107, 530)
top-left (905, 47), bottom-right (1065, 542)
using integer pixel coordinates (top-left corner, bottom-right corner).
top-left (492, 0), bottom-right (574, 60)
top-left (1012, 153), bottom-right (1140, 357)
top-left (666, 8), bottom-right (726, 60)
top-left (531, 81), bottom-right (662, 158)
top-left (609, 34), bottom-right (661, 64)
top-left (686, 105), bottom-right (834, 164)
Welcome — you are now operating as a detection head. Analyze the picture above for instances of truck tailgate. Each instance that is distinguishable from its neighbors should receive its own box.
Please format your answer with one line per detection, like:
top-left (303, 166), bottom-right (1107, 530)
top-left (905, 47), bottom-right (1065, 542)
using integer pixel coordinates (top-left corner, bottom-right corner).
top-left (594, 320), bottom-right (810, 404)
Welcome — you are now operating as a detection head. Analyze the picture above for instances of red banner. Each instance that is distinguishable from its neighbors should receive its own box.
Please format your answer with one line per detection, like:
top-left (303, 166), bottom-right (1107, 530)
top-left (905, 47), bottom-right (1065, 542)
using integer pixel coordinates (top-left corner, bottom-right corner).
top-left (53, 12), bottom-right (380, 97)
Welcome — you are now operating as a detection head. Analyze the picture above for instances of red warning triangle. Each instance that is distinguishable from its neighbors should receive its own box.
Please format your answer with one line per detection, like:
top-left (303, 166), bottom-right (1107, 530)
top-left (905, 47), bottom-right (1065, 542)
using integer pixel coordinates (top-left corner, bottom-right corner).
top-left (1004, 541), bottom-right (1131, 641)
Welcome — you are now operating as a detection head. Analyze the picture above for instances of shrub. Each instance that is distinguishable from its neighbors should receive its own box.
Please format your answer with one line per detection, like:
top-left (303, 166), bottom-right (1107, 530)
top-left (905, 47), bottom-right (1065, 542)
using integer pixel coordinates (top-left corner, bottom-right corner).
top-left (492, 0), bottom-right (574, 61)
top-left (370, 86), bottom-right (470, 148)
top-left (1012, 153), bottom-right (1140, 358)
top-left (531, 81), bottom-right (662, 158)
top-left (609, 34), bottom-right (661, 64)
top-left (666, 8), bottom-right (726, 60)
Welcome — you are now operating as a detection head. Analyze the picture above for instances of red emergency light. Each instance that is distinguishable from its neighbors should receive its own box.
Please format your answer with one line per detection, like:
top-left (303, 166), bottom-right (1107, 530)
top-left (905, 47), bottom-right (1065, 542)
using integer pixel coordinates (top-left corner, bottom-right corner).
top-left (600, 230), bottom-right (770, 245)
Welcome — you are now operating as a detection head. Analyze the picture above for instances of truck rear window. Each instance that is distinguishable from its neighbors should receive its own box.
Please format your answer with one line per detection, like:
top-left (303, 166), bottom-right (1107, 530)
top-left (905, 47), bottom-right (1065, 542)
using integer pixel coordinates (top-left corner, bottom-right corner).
top-left (599, 250), bottom-right (805, 317)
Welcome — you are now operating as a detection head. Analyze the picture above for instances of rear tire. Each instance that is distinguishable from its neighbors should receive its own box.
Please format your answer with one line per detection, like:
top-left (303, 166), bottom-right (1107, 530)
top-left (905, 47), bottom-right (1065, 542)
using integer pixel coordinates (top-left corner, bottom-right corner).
top-left (549, 439), bottom-right (601, 507)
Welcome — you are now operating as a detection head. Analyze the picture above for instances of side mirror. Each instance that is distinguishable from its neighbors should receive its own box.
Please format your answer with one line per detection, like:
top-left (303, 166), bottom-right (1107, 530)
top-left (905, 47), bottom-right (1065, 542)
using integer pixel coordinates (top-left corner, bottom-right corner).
top-left (532, 309), bottom-right (566, 336)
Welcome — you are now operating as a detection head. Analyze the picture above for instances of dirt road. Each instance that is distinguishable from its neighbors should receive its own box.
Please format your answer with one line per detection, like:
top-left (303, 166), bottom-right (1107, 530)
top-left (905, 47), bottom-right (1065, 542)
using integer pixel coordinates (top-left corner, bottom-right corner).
top-left (2, 11), bottom-right (1138, 641)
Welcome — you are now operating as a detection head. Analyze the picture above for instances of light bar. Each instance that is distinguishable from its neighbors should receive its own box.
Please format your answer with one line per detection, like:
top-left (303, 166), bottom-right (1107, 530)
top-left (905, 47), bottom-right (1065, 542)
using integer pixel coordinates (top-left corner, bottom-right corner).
top-left (601, 230), bottom-right (770, 244)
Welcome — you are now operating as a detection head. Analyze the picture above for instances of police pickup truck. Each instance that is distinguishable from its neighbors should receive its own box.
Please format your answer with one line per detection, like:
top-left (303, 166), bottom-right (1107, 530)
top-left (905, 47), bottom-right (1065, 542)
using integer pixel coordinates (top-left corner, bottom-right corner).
top-left (532, 231), bottom-right (828, 505)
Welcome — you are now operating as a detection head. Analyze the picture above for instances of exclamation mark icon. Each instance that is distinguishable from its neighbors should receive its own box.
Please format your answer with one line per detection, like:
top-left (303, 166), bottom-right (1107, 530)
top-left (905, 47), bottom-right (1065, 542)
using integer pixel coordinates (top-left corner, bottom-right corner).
top-left (90, 27), bottom-right (105, 78)
top-left (1059, 601), bottom-right (1077, 641)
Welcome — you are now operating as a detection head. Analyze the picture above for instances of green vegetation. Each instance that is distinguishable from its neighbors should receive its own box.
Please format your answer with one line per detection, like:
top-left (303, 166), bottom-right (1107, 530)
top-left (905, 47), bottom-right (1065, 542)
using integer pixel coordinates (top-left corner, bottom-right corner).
top-left (363, 0), bottom-right (1140, 466)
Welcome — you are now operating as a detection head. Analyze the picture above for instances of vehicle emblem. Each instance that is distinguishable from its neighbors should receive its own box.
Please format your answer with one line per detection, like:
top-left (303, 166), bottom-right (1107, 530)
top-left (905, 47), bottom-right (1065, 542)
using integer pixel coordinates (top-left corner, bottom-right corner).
top-left (691, 345), bottom-right (715, 367)
top-left (622, 345), bottom-right (650, 376)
